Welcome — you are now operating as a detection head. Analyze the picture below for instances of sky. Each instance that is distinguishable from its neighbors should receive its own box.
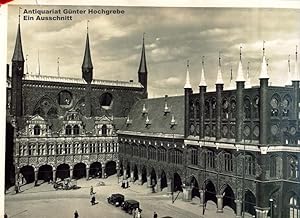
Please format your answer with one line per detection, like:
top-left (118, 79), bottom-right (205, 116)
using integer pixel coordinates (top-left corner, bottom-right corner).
top-left (7, 5), bottom-right (300, 98)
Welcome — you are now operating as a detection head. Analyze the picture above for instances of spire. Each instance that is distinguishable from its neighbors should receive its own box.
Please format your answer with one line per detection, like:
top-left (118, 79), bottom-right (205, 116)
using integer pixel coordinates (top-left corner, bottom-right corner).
top-left (184, 60), bottom-right (192, 89)
top-left (236, 46), bottom-right (245, 82)
top-left (285, 55), bottom-right (292, 86)
top-left (138, 32), bottom-right (148, 74)
top-left (199, 56), bottom-right (207, 87)
top-left (245, 61), bottom-right (252, 88)
top-left (12, 8), bottom-right (24, 62)
top-left (259, 41), bottom-right (269, 79)
top-left (293, 45), bottom-right (299, 81)
top-left (82, 21), bottom-right (93, 71)
top-left (215, 52), bottom-right (224, 84)
top-left (229, 65), bottom-right (235, 89)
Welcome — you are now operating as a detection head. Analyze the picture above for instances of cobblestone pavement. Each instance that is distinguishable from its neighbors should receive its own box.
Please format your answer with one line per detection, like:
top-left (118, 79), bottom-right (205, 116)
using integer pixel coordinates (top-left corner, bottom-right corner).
top-left (5, 176), bottom-right (253, 218)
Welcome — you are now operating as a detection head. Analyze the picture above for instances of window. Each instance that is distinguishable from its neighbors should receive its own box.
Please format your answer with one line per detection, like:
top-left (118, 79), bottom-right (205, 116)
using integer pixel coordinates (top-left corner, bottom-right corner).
top-left (56, 144), bottom-right (63, 155)
top-left (148, 146), bottom-right (156, 160)
top-left (206, 150), bottom-right (215, 169)
top-left (65, 125), bottom-right (72, 135)
top-left (73, 125), bottom-right (80, 135)
top-left (288, 156), bottom-right (299, 179)
top-left (19, 144), bottom-right (26, 156)
top-left (229, 98), bottom-right (236, 120)
top-left (270, 96), bottom-right (280, 117)
top-left (169, 149), bottom-right (183, 164)
top-left (65, 144), bottom-right (71, 154)
top-left (58, 90), bottom-right (72, 106)
top-left (245, 155), bottom-right (255, 176)
top-left (158, 147), bottom-right (167, 162)
top-left (38, 144), bottom-right (46, 155)
top-left (205, 100), bottom-right (210, 119)
top-left (28, 144), bottom-right (36, 156)
top-left (99, 92), bottom-right (113, 107)
top-left (132, 144), bottom-right (139, 156)
top-left (289, 196), bottom-right (300, 218)
top-left (224, 153), bottom-right (233, 172)
top-left (222, 99), bottom-right (229, 119)
top-left (282, 95), bottom-right (291, 117)
top-left (102, 125), bottom-right (108, 136)
top-left (34, 125), bottom-right (41, 135)
top-left (74, 143), bottom-right (80, 154)
top-left (48, 144), bottom-right (55, 155)
top-left (270, 156), bottom-right (279, 178)
top-left (253, 96), bottom-right (259, 119)
top-left (191, 149), bottom-right (198, 165)
top-left (140, 144), bottom-right (147, 159)
top-left (212, 98), bottom-right (217, 119)
top-left (244, 97), bottom-right (251, 119)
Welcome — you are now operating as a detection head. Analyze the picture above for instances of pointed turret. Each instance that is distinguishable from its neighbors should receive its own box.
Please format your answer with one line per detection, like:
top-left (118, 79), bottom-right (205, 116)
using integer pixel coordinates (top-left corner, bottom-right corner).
top-left (228, 66), bottom-right (235, 89)
top-left (259, 41), bottom-right (269, 79)
top-left (138, 33), bottom-right (148, 95)
top-left (292, 45), bottom-right (299, 81)
top-left (82, 23), bottom-right (93, 83)
top-left (215, 53), bottom-right (224, 84)
top-left (199, 56), bottom-right (207, 87)
top-left (236, 46), bottom-right (245, 82)
top-left (184, 60), bottom-right (192, 89)
top-left (285, 55), bottom-right (292, 86)
top-left (12, 21), bottom-right (24, 62)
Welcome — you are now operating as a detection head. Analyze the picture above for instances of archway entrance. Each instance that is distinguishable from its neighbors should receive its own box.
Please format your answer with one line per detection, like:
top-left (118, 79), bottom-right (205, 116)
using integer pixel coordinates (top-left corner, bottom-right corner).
top-left (205, 180), bottom-right (217, 204)
top-left (73, 163), bottom-right (86, 179)
top-left (89, 162), bottom-right (102, 178)
top-left (223, 185), bottom-right (236, 211)
top-left (20, 165), bottom-right (35, 184)
top-left (160, 170), bottom-right (167, 190)
top-left (244, 190), bottom-right (256, 216)
top-left (56, 164), bottom-right (70, 180)
top-left (141, 166), bottom-right (147, 185)
top-left (133, 165), bottom-right (138, 182)
top-left (105, 161), bottom-right (117, 177)
top-left (173, 173), bottom-right (183, 192)
top-left (190, 176), bottom-right (200, 199)
top-left (38, 165), bottom-right (53, 182)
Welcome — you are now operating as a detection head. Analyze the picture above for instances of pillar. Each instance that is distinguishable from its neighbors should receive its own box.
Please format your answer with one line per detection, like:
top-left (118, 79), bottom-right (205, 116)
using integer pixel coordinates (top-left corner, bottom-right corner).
top-left (156, 178), bottom-right (161, 192)
top-left (182, 186), bottom-right (192, 202)
top-left (235, 200), bottom-right (242, 218)
top-left (70, 167), bottom-right (73, 179)
top-left (123, 169), bottom-right (127, 179)
top-left (236, 81), bottom-right (245, 142)
top-left (14, 169), bottom-right (20, 193)
top-left (216, 84), bottom-right (223, 140)
top-left (255, 206), bottom-right (270, 218)
top-left (184, 86), bottom-right (193, 138)
top-left (34, 169), bottom-right (38, 186)
top-left (138, 173), bottom-right (142, 185)
top-left (86, 167), bottom-right (89, 180)
top-left (130, 171), bottom-right (134, 182)
top-left (53, 169), bottom-right (56, 182)
top-left (167, 178), bottom-right (172, 195)
top-left (199, 86), bottom-right (206, 139)
top-left (102, 165), bottom-right (106, 178)
top-left (216, 195), bottom-right (224, 213)
top-left (147, 175), bottom-right (151, 188)
top-left (199, 189), bottom-right (205, 207)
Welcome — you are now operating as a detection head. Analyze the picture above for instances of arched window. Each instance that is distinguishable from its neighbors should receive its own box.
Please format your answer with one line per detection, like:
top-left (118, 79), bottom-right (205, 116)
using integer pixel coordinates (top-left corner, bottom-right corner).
top-left (288, 156), bottom-right (299, 179)
top-left (289, 195), bottom-right (300, 218)
top-left (245, 154), bottom-right (256, 176)
top-left (65, 125), bottom-right (72, 135)
top-left (132, 144), bottom-right (139, 156)
top-left (204, 99), bottom-right (210, 119)
top-left (253, 96), bottom-right (259, 119)
top-left (99, 93), bottom-right (113, 107)
top-left (270, 156), bottom-right (277, 178)
top-left (139, 144), bottom-right (147, 159)
top-left (148, 146), bottom-right (156, 160)
top-left (206, 150), bottom-right (215, 169)
top-left (102, 125), bottom-right (107, 136)
top-left (169, 149), bottom-right (183, 164)
top-left (191, 148), bottom-right (198, 165)
top-left (282, 95), bottom-right (292, 117)
top-left (222, 98), bottom-right (229, 119)
top-left (158, 147), bottom-right (167, 162)
top-left (224, 152), bottom-right (233, 172)
top-left (270, 95), bottom-right (280, 117)
top-left (58, 90), bottom-right (72, 106)
top-left (229, 98), bottom-right (236, 120)
top-left (211, 98), bottom-right (217, 119)
top-left (244, 97), bottom-right (251, 119)
top-left (73, 125), bottom-right (80, 135)
top-left (33, 125), bottom-right (41, 135)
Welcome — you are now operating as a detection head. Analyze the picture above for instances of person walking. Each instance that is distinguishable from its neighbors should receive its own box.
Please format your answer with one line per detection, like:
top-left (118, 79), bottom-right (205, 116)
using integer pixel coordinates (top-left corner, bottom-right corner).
top-left (74, 210), bottom-right (79, 218)
top-left (153, 211), bottom-right (158, 218)
top-left (91, 193), bottom-right (96, 205)
top-left (90, 186), bottom-right (94, 195)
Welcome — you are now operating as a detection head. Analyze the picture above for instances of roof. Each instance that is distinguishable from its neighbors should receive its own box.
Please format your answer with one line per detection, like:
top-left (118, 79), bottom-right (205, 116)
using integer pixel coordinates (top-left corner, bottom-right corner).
top-left (82, 32), bottom-right (93, 70)
top-left (118, 95), bottom-right (184, 137)
top-left (12, 23), bottom-right (24, 62)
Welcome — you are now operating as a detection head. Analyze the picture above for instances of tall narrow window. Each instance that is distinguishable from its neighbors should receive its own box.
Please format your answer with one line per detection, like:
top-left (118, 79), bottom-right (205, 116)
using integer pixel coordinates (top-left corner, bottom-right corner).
top-left (288, 156), bottom-right (299, 179)
top-left (158, 147), bottom-right (167, 162)
top-left (191, 149), bottom-right (198, 165)
top-left (102, 125), bottom-right (107, 136)
top-left (148, 146), bottom-right (156, 160)
top-left (206, 150), bottom-right (215, 169)
top-left (65, 125), bottom-right (72, 135)
top-left (34, 125), bottom-right (41, 135)
top-left (245, 155), bottom-right (255, 176)
top-left (224, 153), bottom-right (233, 172)
top-left (73, 125), bottom-right (80, 135)
top-left (289, 196), bottom-right (300, 218)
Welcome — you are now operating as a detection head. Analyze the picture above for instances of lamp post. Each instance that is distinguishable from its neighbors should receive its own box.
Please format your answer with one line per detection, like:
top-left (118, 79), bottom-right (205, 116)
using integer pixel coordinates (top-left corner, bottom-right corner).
top-left (269, 198), bottom-right (274, 218)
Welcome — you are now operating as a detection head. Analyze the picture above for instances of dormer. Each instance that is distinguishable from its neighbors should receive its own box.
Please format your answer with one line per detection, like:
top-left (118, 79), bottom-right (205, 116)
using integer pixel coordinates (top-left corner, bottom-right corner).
top-left (142, 103), bottom-right (148, 115)
top-left (63, 110), bottom-right (83, 136)
top-left (25, 114), bottom-right (49, 137)
top-left (126, 115), bottom-right (132, 126)
top-left (164, 95), bottom-right (171, 115)
top-left (145, 115), bottom-right (151, 127)
top-left (95, 115), bottom-right (115, 136)
top-left (170, 114), bottom-right (177, 128)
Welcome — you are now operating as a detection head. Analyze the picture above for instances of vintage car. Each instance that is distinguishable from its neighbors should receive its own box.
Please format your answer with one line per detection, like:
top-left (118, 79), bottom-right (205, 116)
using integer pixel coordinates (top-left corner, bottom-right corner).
top-left (107, 193), bottom-right (125, 206)
top-left (121, 199), bottom-right (141, 214)
top-left (53, 178), bottom-right (78, 190)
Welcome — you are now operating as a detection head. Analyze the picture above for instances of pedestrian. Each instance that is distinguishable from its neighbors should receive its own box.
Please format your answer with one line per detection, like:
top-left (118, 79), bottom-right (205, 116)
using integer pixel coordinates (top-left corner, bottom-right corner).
top-left (90, 185), bottom-right (94, 195)
top-left (136, 210), bottom-right (141, 218)
top-left (153, 211), bottom-right (158, 218)
top-left (74, 210), bottom-right (79, 218)
top-left (4, 213), bottom-right (8, 218)
top-left (91, 193), bottom-right (96, 205)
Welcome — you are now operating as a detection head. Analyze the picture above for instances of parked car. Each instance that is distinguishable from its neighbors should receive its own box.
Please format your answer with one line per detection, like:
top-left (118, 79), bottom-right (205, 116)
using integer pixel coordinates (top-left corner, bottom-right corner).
top-left (107, 193), bottom-right (125, 206)
top-left (121, 199), bottom-right (141, 214)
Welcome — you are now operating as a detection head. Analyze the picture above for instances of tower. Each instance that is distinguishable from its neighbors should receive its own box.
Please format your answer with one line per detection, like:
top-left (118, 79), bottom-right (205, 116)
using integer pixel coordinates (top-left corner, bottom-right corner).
top-left (82, 23), bottom-right (93, 117)
top-left (215, 53), bottom-right (224, 140)
top-left (11, 16), bottom-right (24, 117)
top-left (199, 56), bottom-right (207, 139)
top-left (184, 60), bottom-right (193, 138)
top-left (138, 33), bottom-right (148, 97)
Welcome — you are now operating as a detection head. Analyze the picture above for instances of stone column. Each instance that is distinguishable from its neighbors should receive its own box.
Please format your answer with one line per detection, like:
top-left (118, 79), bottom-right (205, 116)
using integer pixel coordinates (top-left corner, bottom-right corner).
top-left (147, 175), bottom-right (151, 188)
top-left (34, 169), bottom-right (38, 186)
top-left (53, 169), bottom-right (56, 182)
top-left (235, 199), bottom-right (242, 218)
top-left (199, 189), bottom-right (205, 207)
top-left (130, 171), bottom-right (134, 182)
top-left (86, 167), bottom-right (90, 180)
top-left (255, 207), bottom-right (269, 218)
top-left (167, 179), bottom-right (172, 196)
top-left (15, 169), bottom-right (20, 193)
top-left (70, 167), bottom-right (73, 179)
top-left (138, 173), bottom-right (142, 185)
top-left (156, 178), bottom-right (161, 192)
top-left (182, 186), bottom-right (192, 202)
top-left (123, 169), bottom-right (127, 179)
top-left (102, 165), bottom-right (106, 179)
top-left (216, 195), bottom-right (224, 213)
